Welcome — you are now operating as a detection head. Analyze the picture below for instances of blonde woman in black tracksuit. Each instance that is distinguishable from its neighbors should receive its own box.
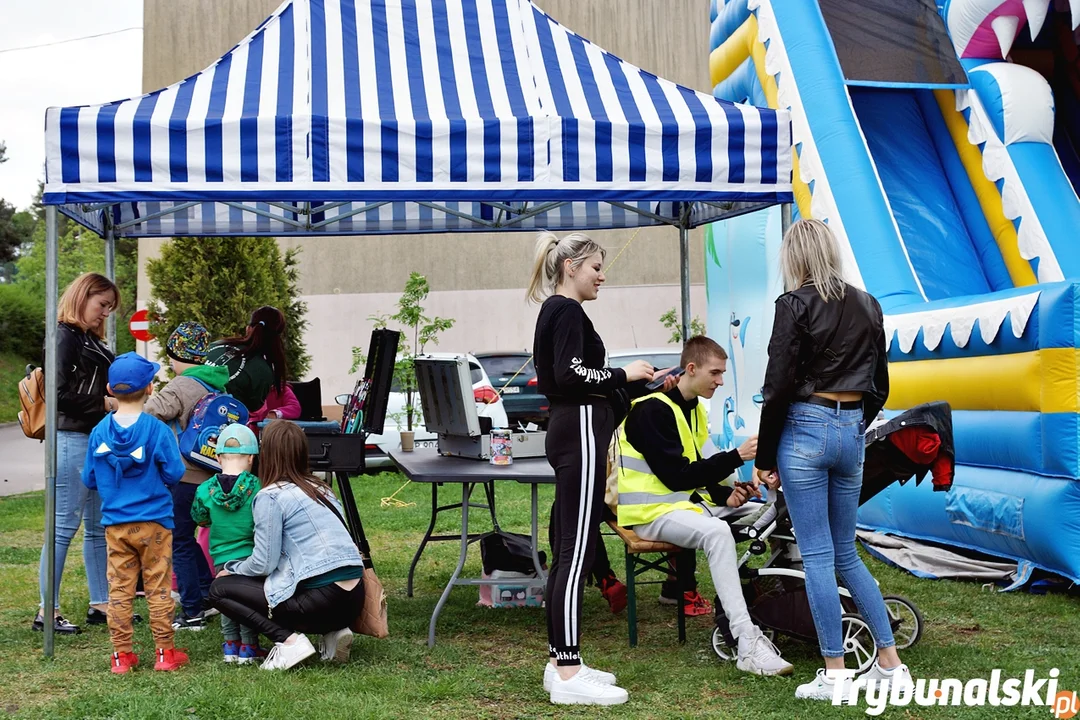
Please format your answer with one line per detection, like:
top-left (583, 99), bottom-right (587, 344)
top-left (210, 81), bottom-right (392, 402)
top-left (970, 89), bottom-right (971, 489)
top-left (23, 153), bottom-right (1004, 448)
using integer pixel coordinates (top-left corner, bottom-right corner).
top-left (528, 231), bottom-right (676, 706)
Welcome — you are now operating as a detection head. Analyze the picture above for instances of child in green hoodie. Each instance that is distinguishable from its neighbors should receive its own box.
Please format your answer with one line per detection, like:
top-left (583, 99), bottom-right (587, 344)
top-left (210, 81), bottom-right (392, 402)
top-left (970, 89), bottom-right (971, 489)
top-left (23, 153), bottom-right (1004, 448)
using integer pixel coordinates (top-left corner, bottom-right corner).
top-left (144, 321), bottom-right (232, 630)
top-left (191, 423), bottom-right (266, 664)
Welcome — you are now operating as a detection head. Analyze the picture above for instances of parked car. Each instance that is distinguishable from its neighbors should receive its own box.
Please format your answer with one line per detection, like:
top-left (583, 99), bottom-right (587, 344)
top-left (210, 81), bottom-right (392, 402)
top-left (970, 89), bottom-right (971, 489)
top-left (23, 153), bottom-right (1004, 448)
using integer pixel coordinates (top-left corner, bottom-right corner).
top-left (351, 353), bottom-right (509, 470)
top-left (472, 351), bottom-right (549, 429)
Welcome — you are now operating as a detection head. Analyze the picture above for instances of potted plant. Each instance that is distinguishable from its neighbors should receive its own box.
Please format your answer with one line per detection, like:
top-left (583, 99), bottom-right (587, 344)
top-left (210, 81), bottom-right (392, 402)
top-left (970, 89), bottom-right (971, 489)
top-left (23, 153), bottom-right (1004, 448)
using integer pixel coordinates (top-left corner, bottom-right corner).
top-left (351, 272), bottom-right (454, 451)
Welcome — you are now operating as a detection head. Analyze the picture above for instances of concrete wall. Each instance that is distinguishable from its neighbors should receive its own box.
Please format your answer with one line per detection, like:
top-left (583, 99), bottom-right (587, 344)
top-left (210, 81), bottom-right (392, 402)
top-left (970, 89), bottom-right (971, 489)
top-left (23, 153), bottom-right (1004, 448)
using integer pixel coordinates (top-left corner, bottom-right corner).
top-left (139, 0), bottom-right (712, 397)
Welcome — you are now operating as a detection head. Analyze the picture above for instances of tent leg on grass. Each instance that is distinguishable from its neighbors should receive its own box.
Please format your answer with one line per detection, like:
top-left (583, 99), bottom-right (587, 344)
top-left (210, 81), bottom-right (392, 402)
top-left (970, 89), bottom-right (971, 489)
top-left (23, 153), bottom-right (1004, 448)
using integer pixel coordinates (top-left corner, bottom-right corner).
top-left (44, 205), bottom-right (59, 658)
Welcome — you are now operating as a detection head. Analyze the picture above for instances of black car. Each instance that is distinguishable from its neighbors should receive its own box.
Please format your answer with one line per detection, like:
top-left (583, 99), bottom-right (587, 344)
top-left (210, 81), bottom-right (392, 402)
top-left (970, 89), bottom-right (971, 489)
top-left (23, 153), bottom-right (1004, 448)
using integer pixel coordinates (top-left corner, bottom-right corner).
top-left (473, 352), bottom-right (548, 428)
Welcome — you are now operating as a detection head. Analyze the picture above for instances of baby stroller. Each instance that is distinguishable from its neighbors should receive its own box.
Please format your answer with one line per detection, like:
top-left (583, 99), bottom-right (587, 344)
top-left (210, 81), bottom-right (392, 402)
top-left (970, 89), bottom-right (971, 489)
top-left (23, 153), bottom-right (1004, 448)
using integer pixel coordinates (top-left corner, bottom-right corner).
top-left (711, 402), bottom-right (955, 673)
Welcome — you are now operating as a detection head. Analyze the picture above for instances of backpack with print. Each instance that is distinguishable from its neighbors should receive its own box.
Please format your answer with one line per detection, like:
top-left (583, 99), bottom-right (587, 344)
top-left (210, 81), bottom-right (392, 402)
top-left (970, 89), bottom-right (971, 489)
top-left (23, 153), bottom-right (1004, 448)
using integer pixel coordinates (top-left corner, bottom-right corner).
top-left (176, 378), bottom-right (249, 472)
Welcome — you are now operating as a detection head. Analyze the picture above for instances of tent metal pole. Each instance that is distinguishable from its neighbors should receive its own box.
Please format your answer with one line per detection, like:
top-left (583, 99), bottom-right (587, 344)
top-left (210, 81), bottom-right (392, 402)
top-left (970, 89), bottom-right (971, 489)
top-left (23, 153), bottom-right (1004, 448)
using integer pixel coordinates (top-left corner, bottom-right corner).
top-left (43, 206), bottom-right (60, 658)
top-left (781, 202), bottom-right (793, 235)
top-left (104, 224), bottom-right (116, 352)
top-left (679, 222), bottom-right (691, 345)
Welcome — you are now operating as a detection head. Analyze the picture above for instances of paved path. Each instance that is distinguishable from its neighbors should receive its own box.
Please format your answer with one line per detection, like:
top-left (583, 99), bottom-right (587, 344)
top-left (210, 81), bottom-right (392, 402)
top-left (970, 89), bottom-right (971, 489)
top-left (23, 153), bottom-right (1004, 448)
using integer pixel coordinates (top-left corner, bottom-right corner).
top-left (0, 423), bottom-right (45, 497)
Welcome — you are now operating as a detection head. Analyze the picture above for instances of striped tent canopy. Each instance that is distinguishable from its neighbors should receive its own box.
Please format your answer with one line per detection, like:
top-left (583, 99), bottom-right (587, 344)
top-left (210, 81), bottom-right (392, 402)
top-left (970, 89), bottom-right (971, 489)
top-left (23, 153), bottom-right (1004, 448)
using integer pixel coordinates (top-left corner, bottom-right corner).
top-left (42, 0), bottom-right (792, 237)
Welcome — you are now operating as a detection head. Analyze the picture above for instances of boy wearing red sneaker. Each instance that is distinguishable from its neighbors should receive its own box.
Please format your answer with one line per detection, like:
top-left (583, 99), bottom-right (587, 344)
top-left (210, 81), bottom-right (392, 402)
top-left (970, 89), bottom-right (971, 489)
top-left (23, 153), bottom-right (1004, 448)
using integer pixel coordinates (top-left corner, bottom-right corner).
top-left (82, 353), bottom-right (188, 673)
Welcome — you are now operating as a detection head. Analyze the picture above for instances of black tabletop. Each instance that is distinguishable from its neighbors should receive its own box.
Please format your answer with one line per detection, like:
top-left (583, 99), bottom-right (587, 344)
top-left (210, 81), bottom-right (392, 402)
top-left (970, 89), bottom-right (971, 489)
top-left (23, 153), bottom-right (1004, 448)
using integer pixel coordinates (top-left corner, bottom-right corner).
top-left (389, 447), bottom-right (555, 484)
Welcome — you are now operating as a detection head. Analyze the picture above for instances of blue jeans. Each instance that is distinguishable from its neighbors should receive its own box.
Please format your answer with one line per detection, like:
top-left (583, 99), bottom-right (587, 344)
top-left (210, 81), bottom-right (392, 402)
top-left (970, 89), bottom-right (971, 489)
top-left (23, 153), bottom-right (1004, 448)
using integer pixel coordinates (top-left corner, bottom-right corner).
top-left (777, 402), bottom-right (895, 658)
top-left (38, 430), bottom-right (109, 609)
top-left (172, 482), bottom-right (213, 617)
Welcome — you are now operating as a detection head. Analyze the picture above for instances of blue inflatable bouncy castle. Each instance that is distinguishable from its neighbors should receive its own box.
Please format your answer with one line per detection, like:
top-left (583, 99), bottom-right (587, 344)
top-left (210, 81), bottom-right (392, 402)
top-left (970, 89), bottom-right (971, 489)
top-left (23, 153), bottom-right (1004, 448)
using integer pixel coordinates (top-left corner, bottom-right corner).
top-left (707, 0), bottom-right (1080, 584)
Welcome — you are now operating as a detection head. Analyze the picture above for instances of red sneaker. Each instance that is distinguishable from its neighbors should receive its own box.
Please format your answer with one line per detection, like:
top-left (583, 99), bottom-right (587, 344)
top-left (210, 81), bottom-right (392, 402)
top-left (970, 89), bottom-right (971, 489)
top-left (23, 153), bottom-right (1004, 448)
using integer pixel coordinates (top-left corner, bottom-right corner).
top-left (683, 591), bottom-right (712, 617)
top-left (154, 647), bottom-right (189, 671)
top-left (110, 651), bottom-right (139, 674)
top-left (598, 575), bottom-right (628, 614)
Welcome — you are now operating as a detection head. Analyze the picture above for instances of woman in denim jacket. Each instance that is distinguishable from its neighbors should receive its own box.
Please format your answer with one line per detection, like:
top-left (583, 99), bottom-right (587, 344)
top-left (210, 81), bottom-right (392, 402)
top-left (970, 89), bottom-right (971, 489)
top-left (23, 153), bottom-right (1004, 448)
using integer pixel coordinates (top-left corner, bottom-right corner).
top-left (210, 421), bottom-right (364, 670)
top-left (755, 219), bottom-right (912, 701)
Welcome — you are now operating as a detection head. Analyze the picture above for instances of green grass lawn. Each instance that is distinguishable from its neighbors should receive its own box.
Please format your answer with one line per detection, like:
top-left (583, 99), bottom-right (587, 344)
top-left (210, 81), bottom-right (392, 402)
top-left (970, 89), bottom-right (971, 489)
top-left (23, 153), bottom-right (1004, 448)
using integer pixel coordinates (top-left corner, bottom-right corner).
top-left (0, 352), bottom-right (33, 424)
top-left (1, 474), bottom-right (1077, 719)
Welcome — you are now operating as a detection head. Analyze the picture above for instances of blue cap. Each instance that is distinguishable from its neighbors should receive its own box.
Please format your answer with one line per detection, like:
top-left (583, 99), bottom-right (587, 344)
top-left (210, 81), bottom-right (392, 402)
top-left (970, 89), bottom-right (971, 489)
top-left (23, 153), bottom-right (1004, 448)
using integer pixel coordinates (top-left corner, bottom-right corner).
top-left (216, 423), bottom-right (259, 455)
top-left (108, 352), bottom-right (160, 395)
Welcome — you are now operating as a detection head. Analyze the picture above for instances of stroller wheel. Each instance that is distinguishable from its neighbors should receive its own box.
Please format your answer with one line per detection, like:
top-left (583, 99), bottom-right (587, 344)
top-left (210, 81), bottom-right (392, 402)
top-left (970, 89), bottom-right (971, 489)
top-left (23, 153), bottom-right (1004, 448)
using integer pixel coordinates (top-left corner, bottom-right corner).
top-left (841, 614), bottom-right (878, 674)
top-left (882, 595), bottom-right (924, 650)
top-left (711, 627), bottom-right (736, 661)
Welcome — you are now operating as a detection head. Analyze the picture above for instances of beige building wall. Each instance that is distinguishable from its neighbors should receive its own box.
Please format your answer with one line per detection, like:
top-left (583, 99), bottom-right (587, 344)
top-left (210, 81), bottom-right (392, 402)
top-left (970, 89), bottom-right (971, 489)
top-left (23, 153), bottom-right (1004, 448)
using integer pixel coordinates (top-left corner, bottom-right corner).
top-left (139, 0), bottom-right (712, 396)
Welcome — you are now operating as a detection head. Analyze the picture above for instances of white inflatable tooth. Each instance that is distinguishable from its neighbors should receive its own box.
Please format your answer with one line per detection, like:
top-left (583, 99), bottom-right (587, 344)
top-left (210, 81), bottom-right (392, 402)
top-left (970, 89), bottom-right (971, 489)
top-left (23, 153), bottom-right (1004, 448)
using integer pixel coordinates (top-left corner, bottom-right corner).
top-left (991, 15), bottom-right (1020, 59)
top-left (1023, 0), bottom-right (1048, 40)
top-left (1071, 0), bottom-right (1080, 30)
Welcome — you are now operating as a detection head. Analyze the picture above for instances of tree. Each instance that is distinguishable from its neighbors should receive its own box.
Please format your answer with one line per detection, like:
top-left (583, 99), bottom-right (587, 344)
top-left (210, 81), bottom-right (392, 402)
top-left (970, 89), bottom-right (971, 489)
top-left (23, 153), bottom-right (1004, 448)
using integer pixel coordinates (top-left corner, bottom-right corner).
top-left (15, 224), bottom-right (138, 354)
top-left (351, 272), bottom-right (454, 431)
top-left (0, 140), bottom-right (6, 163)
top-left (660, 307), bottom-right (706, 344)
top-left (0, 201), bottom-right (33, 266)
top-left (146, 237), bottom-right (310, 379)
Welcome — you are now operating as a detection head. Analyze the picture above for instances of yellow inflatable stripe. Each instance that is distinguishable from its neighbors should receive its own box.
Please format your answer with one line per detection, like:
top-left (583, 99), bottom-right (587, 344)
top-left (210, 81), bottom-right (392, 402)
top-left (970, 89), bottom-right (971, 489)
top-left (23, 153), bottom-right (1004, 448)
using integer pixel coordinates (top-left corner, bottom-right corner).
top-left (709, 15), bottom-right (754, 87)
top-left (887, 349), bottom-right (1079, 413)
top-left (932, 89), bottom-right (1037, 287)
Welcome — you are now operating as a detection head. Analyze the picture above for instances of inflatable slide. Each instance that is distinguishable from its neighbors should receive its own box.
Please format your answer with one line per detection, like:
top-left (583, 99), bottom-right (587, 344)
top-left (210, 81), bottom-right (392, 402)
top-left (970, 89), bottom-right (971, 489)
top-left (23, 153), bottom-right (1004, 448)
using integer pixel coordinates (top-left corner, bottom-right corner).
top-left (706, 0), bottom-right (1080, 584)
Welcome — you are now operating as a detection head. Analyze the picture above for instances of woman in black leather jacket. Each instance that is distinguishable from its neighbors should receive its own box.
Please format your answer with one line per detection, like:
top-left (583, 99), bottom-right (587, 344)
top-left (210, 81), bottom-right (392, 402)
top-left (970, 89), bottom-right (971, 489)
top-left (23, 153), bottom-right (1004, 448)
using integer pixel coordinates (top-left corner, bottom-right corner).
top-left (33, 273), bottom-right (119, 635)
top-left (755, 219), bottom-right (912, 700)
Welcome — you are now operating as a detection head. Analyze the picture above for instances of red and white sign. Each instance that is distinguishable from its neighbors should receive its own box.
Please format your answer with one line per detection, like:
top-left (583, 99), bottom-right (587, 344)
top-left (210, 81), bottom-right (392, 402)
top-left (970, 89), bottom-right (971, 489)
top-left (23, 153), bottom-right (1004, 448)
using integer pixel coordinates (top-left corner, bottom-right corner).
top-left (129, 309), bottom-right (153, 342)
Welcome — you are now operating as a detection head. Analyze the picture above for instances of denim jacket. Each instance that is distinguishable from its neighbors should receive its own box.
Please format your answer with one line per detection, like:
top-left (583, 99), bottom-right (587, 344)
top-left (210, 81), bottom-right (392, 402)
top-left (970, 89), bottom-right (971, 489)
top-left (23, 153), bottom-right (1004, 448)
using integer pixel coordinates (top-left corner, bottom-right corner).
top-left (224, 482), bottom-right (363, 608)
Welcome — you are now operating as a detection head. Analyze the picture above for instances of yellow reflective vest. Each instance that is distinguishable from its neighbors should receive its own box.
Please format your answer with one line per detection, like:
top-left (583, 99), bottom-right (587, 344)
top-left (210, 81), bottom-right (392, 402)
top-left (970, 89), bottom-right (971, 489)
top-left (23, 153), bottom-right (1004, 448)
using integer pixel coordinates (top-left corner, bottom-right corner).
top-left (617, 391), bottom-right (712, 527)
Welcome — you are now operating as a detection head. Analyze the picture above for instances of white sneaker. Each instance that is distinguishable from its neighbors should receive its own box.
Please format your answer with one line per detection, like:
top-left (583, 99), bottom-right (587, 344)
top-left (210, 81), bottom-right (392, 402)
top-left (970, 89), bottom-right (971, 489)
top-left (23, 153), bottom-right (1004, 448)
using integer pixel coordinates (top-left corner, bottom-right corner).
top-left (319, 627), bottom-right (354, 663)
top-left (858, 662), bottom-right (914, 693)
top-left (736, 629), bottom-right (794, 676)
top-left (795, 669), bottom-right (854, 702)
top-left (543, 662), bottom-right (616, 692)
top-left (260, 635), bottom-right (317, 671)
top-left (549, 670), bottom-right (629, 706)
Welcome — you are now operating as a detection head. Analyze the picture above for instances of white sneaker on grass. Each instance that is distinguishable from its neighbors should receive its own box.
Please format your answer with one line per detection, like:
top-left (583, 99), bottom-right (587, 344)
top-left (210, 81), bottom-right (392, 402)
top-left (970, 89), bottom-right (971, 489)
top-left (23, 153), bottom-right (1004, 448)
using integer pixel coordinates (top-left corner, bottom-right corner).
top-left (319, 628), bottom-right (354, 663)
top-left (795, 669), bottom-right (854, 701)
top-left (736, 629), bottom-right (794, 676)
top-left (858, 662), bottom-right (914, 693)
top-left (549, 670), bottom-right (628, 706)
top-left (260, 634), bottom-right (317, 671)
top-left (543, 662), bottom-right (616, 692)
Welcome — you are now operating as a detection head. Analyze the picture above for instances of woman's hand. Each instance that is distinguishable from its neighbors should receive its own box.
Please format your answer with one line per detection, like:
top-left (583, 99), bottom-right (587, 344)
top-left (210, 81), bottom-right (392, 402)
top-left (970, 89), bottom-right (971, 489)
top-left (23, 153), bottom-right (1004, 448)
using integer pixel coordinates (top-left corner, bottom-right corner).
top-left (654, 367), bottom-right (681, 393)
top-left (623, 359), bottom-right (655, 383)
top-left (756, 467), bottom-right (780, 490)
top-left (216, 569), bottom-right (232, 578)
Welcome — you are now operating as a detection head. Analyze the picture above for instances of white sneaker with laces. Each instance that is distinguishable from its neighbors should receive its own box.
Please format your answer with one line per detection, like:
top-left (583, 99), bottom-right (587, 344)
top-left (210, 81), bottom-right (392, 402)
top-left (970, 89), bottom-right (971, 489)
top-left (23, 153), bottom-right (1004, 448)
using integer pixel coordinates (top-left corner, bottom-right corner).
top-left (319, 628), bottom-right (354, 663)
top-left (543, 662), bottom-right (616, 692)
top-left (795, 668), bottom-right (854, 701)
top-left (260, 634), bottom-right (317, 671)
top-left (858, 662), bottom-right (914, 693)
top-left (736, 629), bottom-right (794, 676)
top-left (549, 670), bottom-right (629, 706)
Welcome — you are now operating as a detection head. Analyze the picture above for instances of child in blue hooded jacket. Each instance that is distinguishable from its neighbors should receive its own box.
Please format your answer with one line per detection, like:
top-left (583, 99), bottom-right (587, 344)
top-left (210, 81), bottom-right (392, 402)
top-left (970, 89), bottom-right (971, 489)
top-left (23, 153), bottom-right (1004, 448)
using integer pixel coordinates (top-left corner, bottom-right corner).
top-left (82, 352), bottom-right (188, 674)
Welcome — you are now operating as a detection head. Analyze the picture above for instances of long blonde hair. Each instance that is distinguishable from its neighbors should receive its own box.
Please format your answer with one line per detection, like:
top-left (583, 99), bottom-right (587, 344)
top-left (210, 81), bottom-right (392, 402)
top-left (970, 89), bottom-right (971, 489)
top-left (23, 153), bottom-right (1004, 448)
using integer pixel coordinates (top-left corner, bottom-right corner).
top-left (780, 219), bottom-right (846, 302)
top-left (57, 272), bottom-right (120, 338)
top-left (526, 231), bottom-right (606, 303)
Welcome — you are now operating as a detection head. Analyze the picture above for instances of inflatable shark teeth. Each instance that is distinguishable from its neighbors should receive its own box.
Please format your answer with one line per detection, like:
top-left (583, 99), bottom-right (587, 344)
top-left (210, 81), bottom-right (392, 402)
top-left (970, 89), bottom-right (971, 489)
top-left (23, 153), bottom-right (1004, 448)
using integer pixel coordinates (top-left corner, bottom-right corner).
top-left (990, 14), bottom-right (1019, 59)
top-left (1022, 0), bottom-right (1048, 40)
top-left (884, 291), bottom-right (1041, 354)
top-left (1072, 0), bottom-right (1080, 30)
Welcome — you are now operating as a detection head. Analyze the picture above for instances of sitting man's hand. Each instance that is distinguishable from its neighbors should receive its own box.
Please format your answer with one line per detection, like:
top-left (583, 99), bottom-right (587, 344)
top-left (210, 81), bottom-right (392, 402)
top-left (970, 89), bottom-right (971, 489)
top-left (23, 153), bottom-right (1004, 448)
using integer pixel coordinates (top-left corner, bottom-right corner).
top-left (738, 435), bottom-right (758, 461)
top-left (726, 484), bottom-right (753, 508)
top-left (216, 569), bottom-right (232, 578)
top-left (756, 467), bottom-right (780, 490)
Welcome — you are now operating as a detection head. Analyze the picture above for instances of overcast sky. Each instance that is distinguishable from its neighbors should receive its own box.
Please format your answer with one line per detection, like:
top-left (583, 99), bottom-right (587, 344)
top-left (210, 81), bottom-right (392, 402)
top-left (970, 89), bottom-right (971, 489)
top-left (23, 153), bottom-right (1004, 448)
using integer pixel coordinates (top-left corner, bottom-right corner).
top-left (0, 0), bottom-right (142, 209)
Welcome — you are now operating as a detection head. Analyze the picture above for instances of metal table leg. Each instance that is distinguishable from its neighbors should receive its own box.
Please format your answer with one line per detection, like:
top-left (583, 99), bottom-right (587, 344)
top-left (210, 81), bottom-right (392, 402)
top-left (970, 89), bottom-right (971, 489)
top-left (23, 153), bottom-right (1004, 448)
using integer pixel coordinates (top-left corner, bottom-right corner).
top-left (528, 482), bottom-right (547, 579)
top-left (428, 482), bottom-right (475, 647)
top-left (408, 483), bottom-right (440, 598)
top-left (335, 472), bottom-right (374, 570)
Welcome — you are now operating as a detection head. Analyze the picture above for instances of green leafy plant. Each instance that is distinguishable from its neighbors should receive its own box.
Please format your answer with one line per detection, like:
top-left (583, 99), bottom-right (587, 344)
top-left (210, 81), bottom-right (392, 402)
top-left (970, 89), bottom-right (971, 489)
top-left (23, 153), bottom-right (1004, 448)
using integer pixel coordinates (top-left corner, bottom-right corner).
top-left (350, 272), bottom-right (454, 431)
top-left (145, 237), bottom-right (310, 378)
top-left (660, 307), bottom-right (706, 344)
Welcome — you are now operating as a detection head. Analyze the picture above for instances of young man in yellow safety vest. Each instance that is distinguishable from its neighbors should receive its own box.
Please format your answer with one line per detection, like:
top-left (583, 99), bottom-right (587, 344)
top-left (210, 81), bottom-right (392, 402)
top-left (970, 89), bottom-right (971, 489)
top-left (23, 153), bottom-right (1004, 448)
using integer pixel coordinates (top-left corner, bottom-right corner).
top-left (617, 335), bottom-right (793, 676)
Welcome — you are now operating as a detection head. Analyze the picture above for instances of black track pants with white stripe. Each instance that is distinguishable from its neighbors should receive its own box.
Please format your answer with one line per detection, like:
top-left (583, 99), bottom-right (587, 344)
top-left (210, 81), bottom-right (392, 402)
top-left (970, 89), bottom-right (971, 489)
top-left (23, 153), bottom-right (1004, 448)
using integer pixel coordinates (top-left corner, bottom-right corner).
top-left (545, 400), bottom-right (614, 666)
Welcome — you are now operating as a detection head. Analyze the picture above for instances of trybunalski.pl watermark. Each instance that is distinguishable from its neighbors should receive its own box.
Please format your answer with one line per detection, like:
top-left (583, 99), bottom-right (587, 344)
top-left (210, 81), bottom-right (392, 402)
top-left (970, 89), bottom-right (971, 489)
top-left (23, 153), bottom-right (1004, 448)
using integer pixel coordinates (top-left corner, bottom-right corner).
top-left (832, 668), bottom-right (1078, 717)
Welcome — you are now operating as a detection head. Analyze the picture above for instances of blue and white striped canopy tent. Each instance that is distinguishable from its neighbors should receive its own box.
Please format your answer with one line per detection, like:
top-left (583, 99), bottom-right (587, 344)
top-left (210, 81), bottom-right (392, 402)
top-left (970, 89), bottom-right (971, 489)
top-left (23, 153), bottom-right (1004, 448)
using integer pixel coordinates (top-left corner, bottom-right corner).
top-left (42, 0), bottom-right (792, 236)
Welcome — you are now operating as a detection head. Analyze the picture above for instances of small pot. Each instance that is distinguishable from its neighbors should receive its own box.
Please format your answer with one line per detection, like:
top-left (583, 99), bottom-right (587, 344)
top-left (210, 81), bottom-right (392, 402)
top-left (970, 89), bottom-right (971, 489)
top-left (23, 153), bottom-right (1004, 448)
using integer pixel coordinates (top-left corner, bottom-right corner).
top-left (400, 430), bottom-right (415, 452)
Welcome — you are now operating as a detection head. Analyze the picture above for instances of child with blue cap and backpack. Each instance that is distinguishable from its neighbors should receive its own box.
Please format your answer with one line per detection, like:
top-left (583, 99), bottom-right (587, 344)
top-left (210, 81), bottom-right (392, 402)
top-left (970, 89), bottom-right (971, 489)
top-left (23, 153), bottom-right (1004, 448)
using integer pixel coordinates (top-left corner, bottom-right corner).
top-left (191, 423), bottom-right (267, 663)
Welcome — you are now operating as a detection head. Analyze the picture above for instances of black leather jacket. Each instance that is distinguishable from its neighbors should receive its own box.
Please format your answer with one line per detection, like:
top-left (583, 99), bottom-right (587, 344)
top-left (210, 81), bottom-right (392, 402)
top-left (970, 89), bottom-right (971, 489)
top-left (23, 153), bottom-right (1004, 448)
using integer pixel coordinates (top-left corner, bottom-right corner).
top-left (756, 284), bottom-right (889, 471)
top-left (50, 323), bottom-right (115, 434)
